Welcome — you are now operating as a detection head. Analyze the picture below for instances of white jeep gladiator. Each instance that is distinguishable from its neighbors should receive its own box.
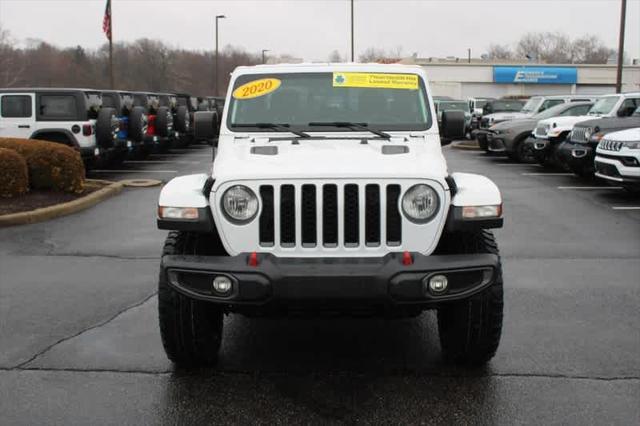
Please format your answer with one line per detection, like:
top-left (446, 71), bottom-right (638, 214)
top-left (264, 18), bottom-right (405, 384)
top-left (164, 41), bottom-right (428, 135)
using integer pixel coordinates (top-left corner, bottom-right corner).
top-left (156, 63), bottom-right (505, 367)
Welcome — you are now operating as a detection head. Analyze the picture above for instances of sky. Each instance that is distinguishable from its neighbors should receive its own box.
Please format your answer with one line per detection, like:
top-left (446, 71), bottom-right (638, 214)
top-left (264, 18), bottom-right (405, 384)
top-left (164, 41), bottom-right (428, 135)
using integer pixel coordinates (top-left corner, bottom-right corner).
top-left (0, 0), bottom-right (638, 62)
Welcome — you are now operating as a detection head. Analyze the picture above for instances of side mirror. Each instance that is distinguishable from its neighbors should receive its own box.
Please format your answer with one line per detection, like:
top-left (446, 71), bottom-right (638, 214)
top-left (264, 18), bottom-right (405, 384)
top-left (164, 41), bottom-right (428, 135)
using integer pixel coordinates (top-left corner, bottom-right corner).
top-left (193, 111), bottom-right (220, 145)
top-left (441, 110), bottom-right (466, 142)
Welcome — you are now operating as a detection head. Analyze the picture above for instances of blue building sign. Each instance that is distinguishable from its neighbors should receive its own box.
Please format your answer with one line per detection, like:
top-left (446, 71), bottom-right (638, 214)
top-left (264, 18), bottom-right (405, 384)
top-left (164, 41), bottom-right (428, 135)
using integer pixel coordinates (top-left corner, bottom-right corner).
top-left (493, 66), bottom-right (578, 84)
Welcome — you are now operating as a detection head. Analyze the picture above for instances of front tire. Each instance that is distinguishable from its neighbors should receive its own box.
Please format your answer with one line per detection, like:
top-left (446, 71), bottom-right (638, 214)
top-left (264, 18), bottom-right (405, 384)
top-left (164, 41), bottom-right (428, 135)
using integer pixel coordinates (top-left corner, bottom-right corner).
top-left (158, 231), bottom-right (224, 367)
top-left (436, 230), bottom-right (504, 366)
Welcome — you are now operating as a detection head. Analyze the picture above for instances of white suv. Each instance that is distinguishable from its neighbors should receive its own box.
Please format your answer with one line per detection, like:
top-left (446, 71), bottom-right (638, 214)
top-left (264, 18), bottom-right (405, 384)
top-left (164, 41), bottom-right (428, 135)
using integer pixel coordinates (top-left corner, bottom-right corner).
top-left (0, 88), bottom-right (110, 165)
top-left (595, 127), bottom-right (640, 190)
top-left (155, 63), bottom-right (505, 368)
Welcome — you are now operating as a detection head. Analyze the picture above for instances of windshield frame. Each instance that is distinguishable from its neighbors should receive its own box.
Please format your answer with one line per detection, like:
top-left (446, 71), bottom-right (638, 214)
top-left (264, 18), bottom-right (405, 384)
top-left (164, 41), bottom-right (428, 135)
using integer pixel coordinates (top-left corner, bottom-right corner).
top-left (225, 71), bottom-right (433, 134)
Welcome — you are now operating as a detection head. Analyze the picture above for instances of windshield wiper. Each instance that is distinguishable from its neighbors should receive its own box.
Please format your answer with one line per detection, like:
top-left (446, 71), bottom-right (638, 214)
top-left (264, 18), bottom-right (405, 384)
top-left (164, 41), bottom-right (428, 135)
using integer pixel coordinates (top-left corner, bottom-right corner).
top-left (308, 122), bottom-right (391, 139)
top-left (233, 123), bottom-right (311, 138)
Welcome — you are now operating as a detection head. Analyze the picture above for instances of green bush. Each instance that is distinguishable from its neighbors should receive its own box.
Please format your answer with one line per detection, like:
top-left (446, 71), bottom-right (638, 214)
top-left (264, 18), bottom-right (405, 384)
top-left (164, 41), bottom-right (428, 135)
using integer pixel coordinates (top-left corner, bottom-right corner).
top-left (0, 147), bottom-right (29, 198)
top-left (0, 138), bottom-right (85, 193)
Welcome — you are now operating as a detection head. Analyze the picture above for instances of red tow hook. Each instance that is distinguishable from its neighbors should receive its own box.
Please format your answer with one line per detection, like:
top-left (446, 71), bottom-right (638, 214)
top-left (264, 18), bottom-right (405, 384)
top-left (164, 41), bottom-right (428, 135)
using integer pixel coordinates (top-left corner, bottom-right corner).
top-left (248, 252), bottom-right (259, 267)
top-left (402, 251), bottom-right (413, 266)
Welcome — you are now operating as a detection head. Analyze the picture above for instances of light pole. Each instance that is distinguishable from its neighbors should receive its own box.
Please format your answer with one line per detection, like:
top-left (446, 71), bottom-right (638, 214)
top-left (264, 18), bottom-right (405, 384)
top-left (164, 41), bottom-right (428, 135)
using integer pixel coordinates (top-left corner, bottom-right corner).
top-left (262, 49), bottom-right (270, 64)
top-left (350, 0), bottom-right (354, 62)
top-left (615, 0), bottom-right (627, 93)
top-left (215, 14), bottom-right (226, 96)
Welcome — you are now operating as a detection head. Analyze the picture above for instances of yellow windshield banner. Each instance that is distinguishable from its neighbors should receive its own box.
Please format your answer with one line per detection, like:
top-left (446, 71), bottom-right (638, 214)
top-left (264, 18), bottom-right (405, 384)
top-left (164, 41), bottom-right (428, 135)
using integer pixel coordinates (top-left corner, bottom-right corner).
top-left (332, 72), bottom-right (419, 90)
top-left (233, 78), bottom-right (281, 100)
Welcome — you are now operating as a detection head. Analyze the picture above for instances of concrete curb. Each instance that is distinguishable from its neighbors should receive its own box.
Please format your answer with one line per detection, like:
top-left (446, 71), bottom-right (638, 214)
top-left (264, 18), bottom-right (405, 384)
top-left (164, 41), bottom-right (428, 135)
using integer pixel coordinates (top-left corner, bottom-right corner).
top-left (451, 142), bottom-right (481, 151)
top-left (0, 180), bottom-right (124, 227)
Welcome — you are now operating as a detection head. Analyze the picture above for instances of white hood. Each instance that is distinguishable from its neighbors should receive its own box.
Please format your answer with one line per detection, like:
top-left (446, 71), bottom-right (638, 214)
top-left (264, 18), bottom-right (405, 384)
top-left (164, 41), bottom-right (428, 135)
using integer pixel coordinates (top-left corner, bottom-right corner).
top-left (537, 115), bottom-right (596, 131)
top-left (486, 112), bottom-right (529, 122)
top-left (212, 136), bottom-right (448, 188)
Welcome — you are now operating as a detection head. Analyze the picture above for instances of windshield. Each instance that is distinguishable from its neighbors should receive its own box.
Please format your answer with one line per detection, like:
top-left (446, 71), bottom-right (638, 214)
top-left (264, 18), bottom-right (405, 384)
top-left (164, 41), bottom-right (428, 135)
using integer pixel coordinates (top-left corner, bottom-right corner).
top-left (588, 96), bottom-right (619, 116)
top-left (475, 100), bottom-right (490, 109)
top-left (439, 102), bottom-right (469, 112)
top-left (491, 100), bottom-right (524, 112)
top-left (533, 103), bottom-right (573, 120)
top-left (227, 72), bottom-right (431, 132)
top-left (521, 97), bottom-right (542, 113)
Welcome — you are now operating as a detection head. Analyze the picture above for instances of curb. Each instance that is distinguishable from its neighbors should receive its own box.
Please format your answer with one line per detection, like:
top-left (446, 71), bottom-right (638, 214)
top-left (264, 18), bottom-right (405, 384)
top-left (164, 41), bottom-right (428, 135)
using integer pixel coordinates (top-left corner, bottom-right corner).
top-left (451, 142), bottom-right (481, 151)
top-left (0, 180), bottom-right (124, 227)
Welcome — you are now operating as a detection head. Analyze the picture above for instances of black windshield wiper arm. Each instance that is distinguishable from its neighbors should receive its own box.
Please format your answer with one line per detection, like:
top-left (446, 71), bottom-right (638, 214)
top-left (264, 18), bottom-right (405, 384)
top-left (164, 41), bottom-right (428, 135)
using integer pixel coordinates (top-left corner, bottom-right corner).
top-left (308, 122), bottom-right (391, 139)
top-left (233, 123), bottom-right (310, 138)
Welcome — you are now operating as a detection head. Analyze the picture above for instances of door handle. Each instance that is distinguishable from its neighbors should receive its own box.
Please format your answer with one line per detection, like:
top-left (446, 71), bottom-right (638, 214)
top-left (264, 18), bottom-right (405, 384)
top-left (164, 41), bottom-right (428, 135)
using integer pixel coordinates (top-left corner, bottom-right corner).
top-left (18, 125), bottom-right (31, 129)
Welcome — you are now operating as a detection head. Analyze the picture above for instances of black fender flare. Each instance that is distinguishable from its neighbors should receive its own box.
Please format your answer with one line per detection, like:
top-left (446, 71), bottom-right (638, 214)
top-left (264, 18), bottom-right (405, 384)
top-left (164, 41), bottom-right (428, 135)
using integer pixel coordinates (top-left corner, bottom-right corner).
top-left (30, 128), bottom-right (80, 148)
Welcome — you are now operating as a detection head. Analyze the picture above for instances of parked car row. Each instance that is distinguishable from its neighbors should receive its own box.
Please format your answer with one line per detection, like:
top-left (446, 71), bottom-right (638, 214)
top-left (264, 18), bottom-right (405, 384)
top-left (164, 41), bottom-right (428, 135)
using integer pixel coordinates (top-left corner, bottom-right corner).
top-left (0, 88), bottom-right (225, 169)
top-left (472, 91), bottom-right (640, 191)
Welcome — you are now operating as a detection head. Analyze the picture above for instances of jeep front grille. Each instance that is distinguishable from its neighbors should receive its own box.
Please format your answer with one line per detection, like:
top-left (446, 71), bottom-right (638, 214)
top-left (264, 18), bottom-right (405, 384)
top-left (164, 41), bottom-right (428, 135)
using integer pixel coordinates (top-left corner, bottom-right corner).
top-left (571, 127), bottom-right (588, 143)
top-left (258, 183), bottom-right (402, 248)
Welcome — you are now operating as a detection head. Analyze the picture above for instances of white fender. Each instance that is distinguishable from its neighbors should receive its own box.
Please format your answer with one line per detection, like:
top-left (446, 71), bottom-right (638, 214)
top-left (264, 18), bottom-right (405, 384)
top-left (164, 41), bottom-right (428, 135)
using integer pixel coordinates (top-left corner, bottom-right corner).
top-left (158, 174), bottom-right (209, 208)
top-left (450, 172), bottom-right (502, 206)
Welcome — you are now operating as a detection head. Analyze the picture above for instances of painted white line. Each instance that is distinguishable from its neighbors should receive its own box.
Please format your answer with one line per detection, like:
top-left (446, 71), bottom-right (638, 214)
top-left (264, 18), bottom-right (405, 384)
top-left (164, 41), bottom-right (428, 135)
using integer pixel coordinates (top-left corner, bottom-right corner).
top-left (90, 169), bottom-right (178, 173)
top-left (612, 206), bottom-right (640, 210)
top-left (522, 172), bottom-right (574, 176)
top-left (123, 160), bottom-right (202, 164)
top-left (558, 186), bottom-right (624, 190)
top-left (495, 163), bottom-right (543, 167)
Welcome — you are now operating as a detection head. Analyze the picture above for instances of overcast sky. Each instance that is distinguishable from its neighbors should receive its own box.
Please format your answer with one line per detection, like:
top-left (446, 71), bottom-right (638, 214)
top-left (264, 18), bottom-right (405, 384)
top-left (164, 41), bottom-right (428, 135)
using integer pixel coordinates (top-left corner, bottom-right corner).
top-left (0, 0), bottom-right (638, 61)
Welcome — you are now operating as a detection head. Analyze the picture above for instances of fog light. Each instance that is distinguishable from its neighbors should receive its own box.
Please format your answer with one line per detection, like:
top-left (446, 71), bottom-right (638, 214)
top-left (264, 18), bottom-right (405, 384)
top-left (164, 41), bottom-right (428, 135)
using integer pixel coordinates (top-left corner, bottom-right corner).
top-left (425, 274), bottom-right (448, 295)
top-left (212, 276), bottom-right (232, 294)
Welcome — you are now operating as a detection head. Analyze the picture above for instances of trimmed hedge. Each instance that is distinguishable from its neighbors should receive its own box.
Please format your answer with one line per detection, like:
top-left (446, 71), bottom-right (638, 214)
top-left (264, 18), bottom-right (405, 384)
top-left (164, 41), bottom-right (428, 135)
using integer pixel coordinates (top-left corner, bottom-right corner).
top-left (0, 147), bottom-right (29, 198)
top-left (0, 138), bottom-right (85, 193)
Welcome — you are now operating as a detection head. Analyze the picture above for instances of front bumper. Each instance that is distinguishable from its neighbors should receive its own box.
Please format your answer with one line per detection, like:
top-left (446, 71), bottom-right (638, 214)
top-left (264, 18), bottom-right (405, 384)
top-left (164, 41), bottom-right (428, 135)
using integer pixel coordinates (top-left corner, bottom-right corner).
top-left (162, 252), bottom-right (499, 308)
top-left (557, 141), bottom-right (596, 171)
top-left (487, 133), bottom-right (507, 152)
top-left (595, 155), bottom-right (640, 184)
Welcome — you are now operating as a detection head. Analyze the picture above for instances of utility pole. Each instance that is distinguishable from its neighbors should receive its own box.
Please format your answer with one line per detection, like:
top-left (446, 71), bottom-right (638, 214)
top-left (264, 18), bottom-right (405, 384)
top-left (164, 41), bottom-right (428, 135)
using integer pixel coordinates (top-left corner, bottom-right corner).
top-left (262, 49), bottom-right (270, 64)
top-left (215, 14), bottom-right (226, 96)
top-left (350, 0), bottom-right (354, 62)
top-left (467, 48), bottom-right (471, 64)
top-left (615, 0), bottom-right (627, 93)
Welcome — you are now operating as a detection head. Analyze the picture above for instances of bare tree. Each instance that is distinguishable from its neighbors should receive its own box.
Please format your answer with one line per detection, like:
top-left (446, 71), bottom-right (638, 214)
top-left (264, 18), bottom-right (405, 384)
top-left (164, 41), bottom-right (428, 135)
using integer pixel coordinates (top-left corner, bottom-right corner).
top-left (516, 31), bottom-right (572, 63)
top-left (570, 35), bottom-right (615, 64)
top-left (0, 25), bottom-right (24, 87)
top-left (485, 44), bottom-right (513, 60)
top-left (328, 50), bottom-right (343, 62)
top-left (359, 47), bottom-right (402, 63)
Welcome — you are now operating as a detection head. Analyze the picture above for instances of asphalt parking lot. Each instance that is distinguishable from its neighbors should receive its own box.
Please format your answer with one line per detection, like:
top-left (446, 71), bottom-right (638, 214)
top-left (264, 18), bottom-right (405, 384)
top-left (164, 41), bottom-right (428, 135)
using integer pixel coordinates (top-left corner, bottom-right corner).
top-left (1, 143), bottom-right (639, 425)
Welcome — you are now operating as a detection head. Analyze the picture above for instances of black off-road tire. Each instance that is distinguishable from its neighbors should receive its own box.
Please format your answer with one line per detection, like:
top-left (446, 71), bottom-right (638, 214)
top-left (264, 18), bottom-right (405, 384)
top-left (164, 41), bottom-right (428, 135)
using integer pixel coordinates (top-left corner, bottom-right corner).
top-left (158, 231), bottom-right (224, 368)
top-left (96, 107), bottom-right (118, 149)
top-left (128, 106), bottom-right (146, 142)
top-left (436, 230), bottom-right (504, 366)
top-left (174, 105), bottom-right (190, 133)
top-left (507, 134), bottom-right (533, 163)
top-left (155, 106), bottom-right (173, 137)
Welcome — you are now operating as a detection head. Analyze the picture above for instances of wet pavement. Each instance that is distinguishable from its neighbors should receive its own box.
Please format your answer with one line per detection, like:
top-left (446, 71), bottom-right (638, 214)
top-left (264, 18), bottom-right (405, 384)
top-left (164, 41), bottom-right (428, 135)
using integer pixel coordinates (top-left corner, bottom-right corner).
top-left (1, 144), bottom-right (639, 424)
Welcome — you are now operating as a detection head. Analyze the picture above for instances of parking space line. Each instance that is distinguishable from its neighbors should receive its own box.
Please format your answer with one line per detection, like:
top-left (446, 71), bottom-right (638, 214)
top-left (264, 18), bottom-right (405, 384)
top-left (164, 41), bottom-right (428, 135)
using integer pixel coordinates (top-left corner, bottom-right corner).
top-left (90, 170), bottom-right (178, 173)
top-left (123, 160), bottom-right (202, 164)
top-left (495, 163), bottom-right (543, 167)
top-left (558, 186), bottom-right (624, 190)
top-left (612, 206), bottom-right (640, 210)
top-left (522, 172), bottom-right (574, 176)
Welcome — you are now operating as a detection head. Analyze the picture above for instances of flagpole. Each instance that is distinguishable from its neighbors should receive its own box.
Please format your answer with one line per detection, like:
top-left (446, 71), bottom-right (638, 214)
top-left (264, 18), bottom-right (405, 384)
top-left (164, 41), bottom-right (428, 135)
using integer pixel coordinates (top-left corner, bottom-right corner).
top-left (108, 0), bottom-right (115, 89)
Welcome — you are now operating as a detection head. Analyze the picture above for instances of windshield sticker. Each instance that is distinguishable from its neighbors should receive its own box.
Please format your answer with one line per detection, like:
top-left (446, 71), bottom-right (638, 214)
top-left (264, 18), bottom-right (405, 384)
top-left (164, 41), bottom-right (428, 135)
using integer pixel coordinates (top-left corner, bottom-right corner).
top-left (332, 73), bottom-right (418, 90)
top-left (233, 78), bottom-right (281, 100)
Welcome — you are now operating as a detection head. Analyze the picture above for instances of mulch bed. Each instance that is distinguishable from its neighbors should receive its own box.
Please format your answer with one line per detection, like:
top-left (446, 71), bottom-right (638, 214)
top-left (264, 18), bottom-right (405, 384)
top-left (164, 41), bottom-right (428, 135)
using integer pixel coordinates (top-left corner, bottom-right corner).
top-left (0, 185), bottom-right (103, 215)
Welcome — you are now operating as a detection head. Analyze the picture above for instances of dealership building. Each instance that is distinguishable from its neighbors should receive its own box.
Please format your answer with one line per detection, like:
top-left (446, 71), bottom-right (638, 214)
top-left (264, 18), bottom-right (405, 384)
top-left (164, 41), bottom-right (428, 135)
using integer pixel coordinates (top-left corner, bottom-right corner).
top-left (400, 58), bottom-right (640, 99)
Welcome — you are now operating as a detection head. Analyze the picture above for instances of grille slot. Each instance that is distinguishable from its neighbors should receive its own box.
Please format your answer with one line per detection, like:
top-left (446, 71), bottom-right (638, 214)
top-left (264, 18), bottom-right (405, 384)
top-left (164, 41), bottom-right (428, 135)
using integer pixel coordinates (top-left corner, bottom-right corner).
top-left (571, 127), bottom-right (587, 143)
top-left (365, 184), bottom-right (380, 246)
top-left (259, 186), bottom-right (274, 246)
top-left (301, 184), bottom-right (317, 247)
top-left (280, 185), bottom-right (295, 246)
top-left (343, 184), bottom-right (360, 246)
top-left (323, 184), bottom-right (338, 247)
top-left (386, 184), bottom-right (402, 245)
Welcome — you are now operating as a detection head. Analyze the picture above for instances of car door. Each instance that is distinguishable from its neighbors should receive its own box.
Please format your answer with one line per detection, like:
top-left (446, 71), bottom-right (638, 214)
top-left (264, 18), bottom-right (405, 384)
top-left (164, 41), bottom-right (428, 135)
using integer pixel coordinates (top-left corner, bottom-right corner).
top-left (0, 93), bottom-right (36, 138)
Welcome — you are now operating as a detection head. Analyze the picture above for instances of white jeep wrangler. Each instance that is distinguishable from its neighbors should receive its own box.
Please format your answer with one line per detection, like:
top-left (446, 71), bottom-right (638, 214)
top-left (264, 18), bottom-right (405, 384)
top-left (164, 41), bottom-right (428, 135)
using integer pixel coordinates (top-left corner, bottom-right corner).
top-left (156, 63), bottom-right (505, 367)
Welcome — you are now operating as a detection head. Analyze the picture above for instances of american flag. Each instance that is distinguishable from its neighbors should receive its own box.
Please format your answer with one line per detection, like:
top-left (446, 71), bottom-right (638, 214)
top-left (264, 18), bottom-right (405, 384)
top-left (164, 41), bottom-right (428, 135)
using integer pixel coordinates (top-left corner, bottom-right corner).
top-left (102, 0), bottom-right (112, 41)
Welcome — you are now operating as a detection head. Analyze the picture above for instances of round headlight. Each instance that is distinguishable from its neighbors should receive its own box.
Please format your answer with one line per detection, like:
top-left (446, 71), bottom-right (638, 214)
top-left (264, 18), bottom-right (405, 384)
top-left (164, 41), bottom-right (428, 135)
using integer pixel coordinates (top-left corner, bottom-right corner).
top-left (584, 127), bottom-right (593, 140)
top-left (401, 184), bottom-right (439, 223)
top-left (222, 185), bottom-right (258, 223)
